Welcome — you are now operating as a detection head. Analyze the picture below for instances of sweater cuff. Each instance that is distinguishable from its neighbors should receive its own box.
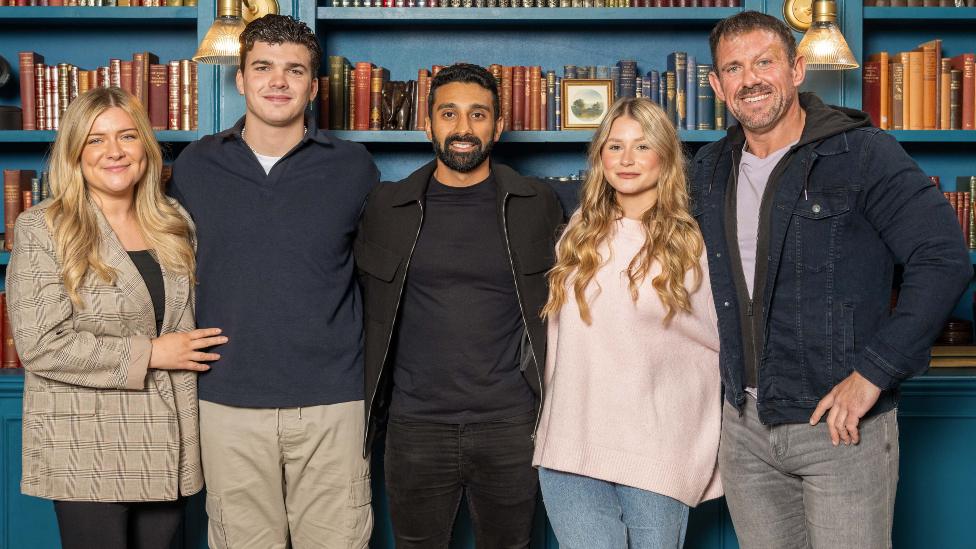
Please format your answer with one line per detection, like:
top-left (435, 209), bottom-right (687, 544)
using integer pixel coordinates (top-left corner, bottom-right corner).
top-left (123, 336), bottom-right (152, 390)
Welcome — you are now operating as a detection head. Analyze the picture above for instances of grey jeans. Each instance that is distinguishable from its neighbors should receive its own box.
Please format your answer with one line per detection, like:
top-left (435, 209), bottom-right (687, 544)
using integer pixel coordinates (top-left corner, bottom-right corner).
top-left (719, 396), bottom-right (899, 549)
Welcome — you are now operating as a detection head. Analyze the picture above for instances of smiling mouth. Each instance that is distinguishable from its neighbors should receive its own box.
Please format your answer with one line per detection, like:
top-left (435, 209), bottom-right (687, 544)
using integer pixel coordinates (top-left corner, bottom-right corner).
top-left (450, 142), bottom-right (478, 151)
top-left (264, 95), bottom-right (292, 103)
top-left (617, 172), bottom-right (641, 178)
top-left (740, 93), bottom-right (771, 104)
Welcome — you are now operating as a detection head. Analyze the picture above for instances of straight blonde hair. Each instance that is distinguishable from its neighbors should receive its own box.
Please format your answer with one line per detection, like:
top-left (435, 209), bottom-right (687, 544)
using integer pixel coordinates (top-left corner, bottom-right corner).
top-left (542, 97), bottom-right (703, 324)
top-left (46, 87), bottom-right (195, 307)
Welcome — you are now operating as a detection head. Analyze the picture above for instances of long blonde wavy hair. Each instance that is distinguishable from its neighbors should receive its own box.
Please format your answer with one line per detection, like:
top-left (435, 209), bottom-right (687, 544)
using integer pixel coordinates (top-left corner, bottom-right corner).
top-left (542, 97), bottom-right (703, 324)
top-left (45, 87), bottom-right (196, 308)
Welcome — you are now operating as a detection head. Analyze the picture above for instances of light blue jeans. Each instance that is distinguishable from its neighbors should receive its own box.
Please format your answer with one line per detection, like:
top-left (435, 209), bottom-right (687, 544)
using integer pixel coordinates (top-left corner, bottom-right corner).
top-left (538, 467), bottom-right (689, 549)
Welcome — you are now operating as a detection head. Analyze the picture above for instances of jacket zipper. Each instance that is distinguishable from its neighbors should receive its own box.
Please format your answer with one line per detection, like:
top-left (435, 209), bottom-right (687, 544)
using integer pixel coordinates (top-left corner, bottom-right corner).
top-left (500, 192), bottom-right (545, 442)
top-left (362, 200), bottom-right (425, 456)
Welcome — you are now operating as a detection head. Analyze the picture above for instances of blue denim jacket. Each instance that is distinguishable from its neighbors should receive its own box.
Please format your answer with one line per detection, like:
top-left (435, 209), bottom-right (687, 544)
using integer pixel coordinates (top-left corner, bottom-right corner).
top-left (690, 94), bottom-right (971, 425)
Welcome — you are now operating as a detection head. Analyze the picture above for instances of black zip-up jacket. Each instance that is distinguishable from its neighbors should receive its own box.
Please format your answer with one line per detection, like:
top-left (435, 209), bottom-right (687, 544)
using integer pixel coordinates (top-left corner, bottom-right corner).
top-left (355, 160), bottom-right (564, 456)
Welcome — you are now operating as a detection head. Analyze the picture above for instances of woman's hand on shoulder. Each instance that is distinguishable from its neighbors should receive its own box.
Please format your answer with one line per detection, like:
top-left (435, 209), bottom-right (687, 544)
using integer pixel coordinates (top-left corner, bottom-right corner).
top-left (149, 328), bottom-right (227, 372)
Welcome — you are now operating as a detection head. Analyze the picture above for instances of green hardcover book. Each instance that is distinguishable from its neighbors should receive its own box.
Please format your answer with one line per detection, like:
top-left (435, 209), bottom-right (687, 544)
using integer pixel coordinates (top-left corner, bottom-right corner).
top-left (715, 96), bottom-right (726, 130)
top-left (328, 56), bottom-right (348, 130)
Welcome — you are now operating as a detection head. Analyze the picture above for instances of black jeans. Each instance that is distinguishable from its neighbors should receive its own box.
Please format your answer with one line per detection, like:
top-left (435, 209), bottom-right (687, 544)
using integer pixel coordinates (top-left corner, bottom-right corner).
top-left (384, 411), bottom-right (539, 549)
top-left (54, 498), bottom-right (186, 549)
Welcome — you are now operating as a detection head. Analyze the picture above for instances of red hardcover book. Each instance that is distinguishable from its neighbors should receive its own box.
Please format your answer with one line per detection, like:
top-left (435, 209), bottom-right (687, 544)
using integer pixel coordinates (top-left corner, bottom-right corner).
top-left (863, 61), bottom-right (881, 127)
top-left (132, 52), bottom-right (159, 110)
top-left (148, 64), bottom-right (168, 130)
top-left (949, 54), bottom-right (975, 130)
top-left (964, 193), bottom-right (972, 237)
top-left (318, 76), bottom-right (330, 131)
top-left (34, 63), bottom-right (46, 131)
top-left (529, 66), bottom-right (542, 131)
top-left (353, 62), bottom-right (372, 131)
top-left (21, 190), bottom-right (32, 211)
top-left (17, 52), bottom-right (43, 130)
top-left (2, 292), bottom-right (18, 369)
top-left (3, 170), bottom-right (22, 252)
top-left (501, 66), bottom-right (513, 132)
top-left (416, 69), bottom-right (430, 131)
top-left (369, 66), bottom-right (386, 131)
top-left (512, 66), bottom-right (525, 131)
top-left (120, 60), bottom-right (134, 96)
top-left (190, 61), bottom-right (198, 131)
top-left (168, 61), bottom-right (180, 130)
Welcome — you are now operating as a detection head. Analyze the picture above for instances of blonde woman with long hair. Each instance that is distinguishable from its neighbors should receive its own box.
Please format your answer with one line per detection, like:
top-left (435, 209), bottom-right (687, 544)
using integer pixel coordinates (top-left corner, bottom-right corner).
top-left (6, 87), bottom-right (225, 549)
top-left (532, 97), bottom-right (723, 548)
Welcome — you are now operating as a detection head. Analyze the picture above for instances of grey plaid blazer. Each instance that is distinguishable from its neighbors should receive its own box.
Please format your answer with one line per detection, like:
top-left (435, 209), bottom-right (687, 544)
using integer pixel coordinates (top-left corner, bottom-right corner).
top-left (7, 199), bottom-right (203, 502)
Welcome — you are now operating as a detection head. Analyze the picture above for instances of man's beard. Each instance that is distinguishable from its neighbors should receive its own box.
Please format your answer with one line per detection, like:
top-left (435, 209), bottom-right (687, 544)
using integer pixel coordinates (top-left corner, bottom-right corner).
top-left (432, 132), bottom-right (494, 173)
top-left (730, 84), bottom-right (792, 133)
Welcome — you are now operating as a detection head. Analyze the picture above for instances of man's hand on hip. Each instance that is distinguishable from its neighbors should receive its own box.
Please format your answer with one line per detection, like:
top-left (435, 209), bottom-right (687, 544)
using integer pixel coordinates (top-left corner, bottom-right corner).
top-left (809, 371), bottom-right (882, 446)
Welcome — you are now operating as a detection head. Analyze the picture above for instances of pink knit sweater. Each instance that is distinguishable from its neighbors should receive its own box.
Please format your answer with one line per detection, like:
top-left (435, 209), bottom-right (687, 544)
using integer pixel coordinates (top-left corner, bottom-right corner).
top-left (532, 217), bottom-right (723, 506)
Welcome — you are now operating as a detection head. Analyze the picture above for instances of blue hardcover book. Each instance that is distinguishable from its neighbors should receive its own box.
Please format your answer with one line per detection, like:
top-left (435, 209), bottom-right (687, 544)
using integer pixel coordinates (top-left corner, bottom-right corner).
top-left (658, 72), bottom-right (666, 111)
top-left (610, 66), bottom-right (620, 100)
top-left (648, 71), bottom-right (660, 105)
top-left (696, 64), bottom-right (714, 130)
top-left (686, 55), bottom-right (696, 130)
top-left (546, 70), bottom-right (557, 131)
top-left (666, 52), bottom-right (687, 128)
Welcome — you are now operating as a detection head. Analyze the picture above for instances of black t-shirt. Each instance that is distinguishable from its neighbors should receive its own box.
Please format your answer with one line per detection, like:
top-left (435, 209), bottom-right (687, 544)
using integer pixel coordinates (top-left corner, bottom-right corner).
top-left (389, 174), bottom-right (534, 423)
top-left (127, 250), bottom-right (165, 336)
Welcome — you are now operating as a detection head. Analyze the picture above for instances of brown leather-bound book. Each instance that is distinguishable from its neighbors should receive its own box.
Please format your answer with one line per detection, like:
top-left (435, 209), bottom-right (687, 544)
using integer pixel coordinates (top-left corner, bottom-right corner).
top-left (132, 52), bottom-right (158, 110)
top-left (523, 66), bottom-right (531, 131)
top-left (863, 61), bottom-right (881, 128)
top-left (191, 61), bottom-right (198, 131)
top-left (415, 69), bottom-right (430, 131)
top-left (354, 62), bottom-right (372, 131)
top-left (97, 66), bottom-right (110, 88)
top-left (47, 66), bottom-right (57, 131)
top-left (867, 52), bottom-right (889, 129)
top-left (21, 190), bottom-right (32, 212)
top-left (500, 66), bottom-right (512, 132)
top-left (907, 51), bottom-right (924, 130)
top-left (941, 59), bottom-right (951, 131)
top-left (120, 60), bottom-right (134, 96)
top-left (915, 41), bottom-right (938, 130)
top-left (369, 67), bottom-right (387, 131)
top-left (488, 64), bottom-right (502, 87)
top-left (950, 69), bottom-right (962, 130)
top-left (168, 61), bottom-right (180, 131)
top-left (2, 292), bottom-right (19, 369)
top-left (3, 170), bottom-right (22, 252)
top-left (17, 52), bottom-right (43, 130)
top-left (949, 54), bottom-right (975, 130)
top-left (891, 61), bottom-right (905, 130)
top-left (110, 58), bottom-right (122, 89)
top-left (148, 64), bottom-right (168, 130)
top-left (179, 60), bottom-right (192, 131)
top-left (512, 66), bottom-right (525, 131)
top-left (69, 66), bottom-right (79, 103)
top-left (529, 66), bottom-right (542, 131)
top-left (34, 64), bottom-right (46, 131)
top-left (57, 64), bottom-right (70, 120)
top-left (318, 76), bottom-right (330, 131)
top-left (347, 68), bottom-right (356, 131)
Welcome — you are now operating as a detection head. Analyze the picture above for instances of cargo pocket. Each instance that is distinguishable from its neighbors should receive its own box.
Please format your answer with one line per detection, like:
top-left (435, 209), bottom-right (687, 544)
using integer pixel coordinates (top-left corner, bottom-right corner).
top-left (344, 475), bottom-right (373, 548)
top-left (205, 493), bottom-right (229, 549)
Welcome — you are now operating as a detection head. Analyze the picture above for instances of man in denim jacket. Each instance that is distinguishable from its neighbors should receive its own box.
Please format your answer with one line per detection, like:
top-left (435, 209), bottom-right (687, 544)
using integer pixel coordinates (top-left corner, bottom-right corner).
top-left (691, 11), bottom-right (971, 548)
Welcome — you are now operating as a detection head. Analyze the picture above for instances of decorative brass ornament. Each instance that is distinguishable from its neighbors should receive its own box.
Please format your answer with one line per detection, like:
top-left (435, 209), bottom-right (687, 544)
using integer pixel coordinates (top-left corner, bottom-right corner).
top-left (783, 0), bottom-right (813, 32)
top-left (242, 0), bottom-right (279, 23)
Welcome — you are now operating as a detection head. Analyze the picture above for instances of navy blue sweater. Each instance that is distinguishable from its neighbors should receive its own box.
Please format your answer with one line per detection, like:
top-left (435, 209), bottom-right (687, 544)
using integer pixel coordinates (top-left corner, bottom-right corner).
top-left (170, 118), bottom-right (379, 407)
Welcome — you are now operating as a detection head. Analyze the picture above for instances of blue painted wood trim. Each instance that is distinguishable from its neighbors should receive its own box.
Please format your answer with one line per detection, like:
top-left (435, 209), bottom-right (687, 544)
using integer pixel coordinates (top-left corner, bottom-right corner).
top-left (0, 6), bottom-right (197, 24)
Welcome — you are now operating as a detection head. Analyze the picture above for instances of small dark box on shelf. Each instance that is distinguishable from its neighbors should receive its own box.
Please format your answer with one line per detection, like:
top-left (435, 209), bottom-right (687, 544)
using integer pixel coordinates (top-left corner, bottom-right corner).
top-left (0, 106), bottom-right (22, 131)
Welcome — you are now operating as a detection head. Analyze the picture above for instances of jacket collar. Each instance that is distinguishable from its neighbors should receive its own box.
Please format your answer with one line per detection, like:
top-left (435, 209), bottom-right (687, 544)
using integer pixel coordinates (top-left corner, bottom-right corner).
top-left (218, 115), bottom-right (332, 147)
top-left (92, 199), bottom-right (190, 336)
top-left (390, 159), bottom-right (537, 206)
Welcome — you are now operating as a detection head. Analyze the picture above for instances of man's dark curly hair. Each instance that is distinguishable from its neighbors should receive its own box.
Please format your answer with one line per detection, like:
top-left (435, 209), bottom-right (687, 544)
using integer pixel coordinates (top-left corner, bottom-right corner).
top-left (239, 14), bottom-right (322, 76)
top-left (427, 63), bottom-right (501, 121)
top-left (709, 11), bottom-right (797, 70)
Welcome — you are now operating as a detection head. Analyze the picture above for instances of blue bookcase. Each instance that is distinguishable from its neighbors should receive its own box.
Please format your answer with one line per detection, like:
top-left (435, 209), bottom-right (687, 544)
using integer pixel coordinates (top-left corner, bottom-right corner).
top-left (2, 2), bottom-right (976, 548)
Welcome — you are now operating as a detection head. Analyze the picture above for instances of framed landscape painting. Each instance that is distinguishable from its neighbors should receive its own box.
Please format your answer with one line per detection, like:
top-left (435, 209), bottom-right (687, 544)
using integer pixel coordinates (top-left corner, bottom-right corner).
top-left (561, 79), bottom-right (614, 129)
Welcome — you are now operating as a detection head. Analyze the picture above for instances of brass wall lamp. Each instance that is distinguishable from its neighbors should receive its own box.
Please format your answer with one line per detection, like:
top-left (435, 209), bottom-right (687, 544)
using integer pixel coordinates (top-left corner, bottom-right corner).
top-left (783, 0), bottom-right (859, 70)
top-left (194, 0), bottom-right (281, 65)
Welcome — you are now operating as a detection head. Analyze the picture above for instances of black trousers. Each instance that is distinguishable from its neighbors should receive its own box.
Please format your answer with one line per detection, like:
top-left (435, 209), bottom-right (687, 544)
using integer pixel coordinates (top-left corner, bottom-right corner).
top-left (384, 411), bottom-right (539, 549)
top-left (53, 497), bottom-right (186, 549)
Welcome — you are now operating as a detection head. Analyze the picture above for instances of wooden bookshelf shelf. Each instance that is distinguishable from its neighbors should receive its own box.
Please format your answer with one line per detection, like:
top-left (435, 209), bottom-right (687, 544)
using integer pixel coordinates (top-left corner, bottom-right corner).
top-left (864, 7), bottom-right (976, 22)
top-left (888, 130), bottom-right (976, 143)
top-left (0, 130), bottom-right (198, 143)
top-left (0, 6), bottom-right (197, 24)
top-left (316, 7), bottom-right (741, 26)
top-left (331, 129), bottom-right (726, 143)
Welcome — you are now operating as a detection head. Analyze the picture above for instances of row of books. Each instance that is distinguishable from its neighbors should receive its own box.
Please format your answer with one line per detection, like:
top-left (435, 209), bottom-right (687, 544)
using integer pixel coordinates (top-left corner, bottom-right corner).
top-left (322, 56), bottom-right (733, 133)
top-left (0, 0), bottom-right (195, 5)
top-left (3, 169), bottom-right (50, 252)
top-left (862, 41), bottom-right (976, 131)
top-left (932, 176), bottom-right (976, 249)
top-left (868, 1), bottom-right (976, 6)
top-left (17, 51), bottom-right (199, 132)
top-left (328, 0), bottom-right (741, 6)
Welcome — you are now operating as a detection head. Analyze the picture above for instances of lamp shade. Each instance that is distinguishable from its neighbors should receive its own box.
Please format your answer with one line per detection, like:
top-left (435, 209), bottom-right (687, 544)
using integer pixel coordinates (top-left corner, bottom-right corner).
top-left (193, 16), bottom-right (246, 65)
top-left (796, 0), bottom-right (859, 71)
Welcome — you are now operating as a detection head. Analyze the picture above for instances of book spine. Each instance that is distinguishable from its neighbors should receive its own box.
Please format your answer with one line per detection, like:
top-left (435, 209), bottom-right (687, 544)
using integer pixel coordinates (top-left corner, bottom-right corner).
top-left (512, 66), bottom-right (525, 131)
top-left (167, 61), bottom-right (180, 131)
top-left (555, 77), bottom-right (562, 131)
top-left (47, 66), bottom-right (57, 131)
top-left (369, 67), bottom-right (384, 131)
top-left (3, 170), bottom-right (22, 252)
top-left (964, 56), bottom-right (975, 130)
top-left (179, 59), bottom-right (192, 131)
top-left (892, 62), bottom-right (905, 130)
top-left (69, 66), bottom-right (79, 103)
top-left (17, 52), bottom-right (41, 130)
top-left (921, 45), bottom-right (937, 130)
top-left (715, 96), bottom-right (725, 130)
top-left (133, 53), bottom-right (146, 106)
top-left (950, 69), bottom-right (962, 130)
top-left (191, 61), bottom-right (198, 131)
top-left (696, 64), bottom-right (714, 130)
top-left (328, 56), bottom-right (347, 131)
top-left (354, 62), bottom-right (371, 131)
top-left (2, 293), bottom-right (18, 369)
top-left (30, 177), bottom-right (40, 207)
top-left (863, 61), bottom-right (881, 127)
top-left (685, 55), bottom-right (696, 130)
top-left (120, 60), bottom-right (134, 96)
top-left (530, 66), bottom-right (542, 131)
top-left (110, 58), bottom-right (121, 89)
top-left (347, 68), bottom-right (355, 131)
top-left (318, 76), bottom-right (330, 131)
top-left (940, 58), bottom-right (951, 130)
top-left (523, 66), bottom-right (531, 131)
top-left (500, 66), bottom-right (512, 132)
top-left (57, 64), bottom-right (70, 119)
top-left (546, 70), bottom-right (556, 132)
top-left (148, 64), bottom-right (168, 130)
top-left (34, 64), bottom-right (46, 131)
top-left (665, 71), bottom-right (677, 126)
top-left (417, 69), bottom-right (430, 132)
top-left (908, 51), bottom-right (924, 130)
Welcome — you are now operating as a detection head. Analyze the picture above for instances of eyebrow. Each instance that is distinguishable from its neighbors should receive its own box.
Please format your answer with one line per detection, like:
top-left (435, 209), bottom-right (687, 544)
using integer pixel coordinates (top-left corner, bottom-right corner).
top-left (88, 127), bottom-right (138, 136)
top-left (250, 59), bottom-right (308, 70)
top-left (436, 102), bottom-right (492, 111)
top-left (720, 47), bottom-right (776, 71)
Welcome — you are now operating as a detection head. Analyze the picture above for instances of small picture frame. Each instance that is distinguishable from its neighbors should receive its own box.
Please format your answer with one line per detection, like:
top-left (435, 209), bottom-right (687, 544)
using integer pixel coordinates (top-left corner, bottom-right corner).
top-left (561, 79), bottom-right (614, 129)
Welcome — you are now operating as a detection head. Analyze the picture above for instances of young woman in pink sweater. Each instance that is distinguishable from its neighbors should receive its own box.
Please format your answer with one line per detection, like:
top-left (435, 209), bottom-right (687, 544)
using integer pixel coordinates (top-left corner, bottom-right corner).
top-left (533, 97), bottom-right (723, 548)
